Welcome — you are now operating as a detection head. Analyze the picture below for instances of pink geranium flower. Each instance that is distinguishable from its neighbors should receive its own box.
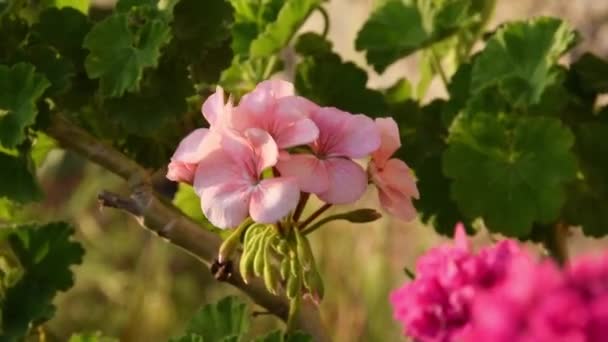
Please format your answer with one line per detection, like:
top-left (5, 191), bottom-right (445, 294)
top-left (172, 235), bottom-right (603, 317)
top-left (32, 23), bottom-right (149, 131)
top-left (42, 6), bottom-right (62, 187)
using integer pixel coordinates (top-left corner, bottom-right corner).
top-left (167, 87), bottom-right (231, 183)
top-left (277, 107), bottom-right (380, 204)
top-left (193, 128), bottom-right (300, 228)
top-left (368, 118), bottom-right (419, 221)
top-left (229, 80), bottom-right (320, 148)
top-left (166, 128), bottom-right (210, 184)
top-left (390, 224), bottom-right (522, 342)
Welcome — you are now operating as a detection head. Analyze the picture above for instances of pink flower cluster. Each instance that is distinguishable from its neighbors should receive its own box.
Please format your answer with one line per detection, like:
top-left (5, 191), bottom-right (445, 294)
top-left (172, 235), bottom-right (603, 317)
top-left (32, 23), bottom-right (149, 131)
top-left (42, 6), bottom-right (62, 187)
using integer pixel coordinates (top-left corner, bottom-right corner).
top-left (166, 80), bottom-right (419, 228)
top-left (391, 225), bottom-right (608, 342)
top-left (390, 224), bottom-right (522, 341)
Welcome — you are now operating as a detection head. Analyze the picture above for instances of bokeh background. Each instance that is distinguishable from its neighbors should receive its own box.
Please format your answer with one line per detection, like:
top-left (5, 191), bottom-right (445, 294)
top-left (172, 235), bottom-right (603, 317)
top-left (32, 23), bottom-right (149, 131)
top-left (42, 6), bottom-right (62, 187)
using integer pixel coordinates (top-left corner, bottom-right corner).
top-left (18, 0), bottom-right (608, 341)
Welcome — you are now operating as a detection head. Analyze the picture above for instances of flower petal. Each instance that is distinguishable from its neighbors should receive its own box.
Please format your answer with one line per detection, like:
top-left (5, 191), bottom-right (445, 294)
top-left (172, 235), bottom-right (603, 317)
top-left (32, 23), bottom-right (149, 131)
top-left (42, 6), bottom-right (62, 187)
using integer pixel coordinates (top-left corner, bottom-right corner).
top-left (272, 96), bottom-right (320, 148)
top-left (380, 159), bottom-right (419, 198)
top-left (170, 128), bottom-right (210, 164)
top-left (332, 114), bottom-right (381, 158)
top-left (249, 177), bottom-right (300, 223)
top-left (276, 154), bottom-right (329, 194)
top-left (201, 86), bottom-right (225, 126)
top-left (166, 161), bottom-right (197, 183)
top-left (244, 128), bottom-right (279, 173)
top-left (193, 145), bottom-right (247, 192)
top-left (372, 117), bottom-right (401, 167)
top-left (378, 188), bottom-right (418, 221)
top-left (317, 158), bottom-right (368, 204)
top-left (200, 182), bottom-right (252, 228)
top-left (219, 129), bottom-right (278, 176)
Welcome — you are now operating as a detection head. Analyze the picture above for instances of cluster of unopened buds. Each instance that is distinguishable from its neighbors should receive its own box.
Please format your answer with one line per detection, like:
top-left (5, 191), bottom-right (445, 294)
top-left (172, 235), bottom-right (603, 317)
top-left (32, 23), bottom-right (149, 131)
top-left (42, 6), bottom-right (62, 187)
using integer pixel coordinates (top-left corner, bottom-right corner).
top-left (391, 224), bottom-right (608, 342)
top-left (166, 80), bottom-right (419, 307)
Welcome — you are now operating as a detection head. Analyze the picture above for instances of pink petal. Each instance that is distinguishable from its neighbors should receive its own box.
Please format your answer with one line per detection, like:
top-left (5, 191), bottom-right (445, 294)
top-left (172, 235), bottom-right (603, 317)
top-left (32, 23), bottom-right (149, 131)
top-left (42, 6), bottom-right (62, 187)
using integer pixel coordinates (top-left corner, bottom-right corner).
top-left (276, 153), bottom-right (329, 194)
top-left (166, 161), bottom-right (196, 184)
top-left (238, 80), bottom-right (293, 120)
top-left (220, 129), bottom-right (278, 177)
top-left (201, 86), bottom-right (225, 126)
top-left (193, 146), bottom-right (252, 192)
top-left (170, 128), bottom-right (210, 164)
top-left (379, 159), bottom-right (419, 199)
top-left (272, 96), bottom-right (320, 148)
top-left (372, 117), bottom-right (401, 167)
top-left (256, 79), bottom-right (294, 98)
top-left (378, 189), bottom-right (418, 221)
top-left (453, 223), bottom-right (470, 251)
top-left (249, 177), bottom-right (300, 223)
top-left (332, 114), bottom-right (381, 158)
top-left (199, 182), bottom-right (253, 228)
top-left (244, 128), bottom-right (279, 173)
top-left (317, 158), bottom-right (368, 204)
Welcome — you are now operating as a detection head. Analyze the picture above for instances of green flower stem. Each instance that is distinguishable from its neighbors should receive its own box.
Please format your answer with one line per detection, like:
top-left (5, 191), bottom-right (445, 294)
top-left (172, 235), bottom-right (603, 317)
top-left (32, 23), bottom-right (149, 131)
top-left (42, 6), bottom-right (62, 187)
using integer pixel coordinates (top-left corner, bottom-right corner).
top-left (316, 6), bottom-right (330, 38)
top-left (429, 48), bottom-right (449, 89)
top-left (298, 203), bottom-right (332, 230)
top-left (292, 192), bottom-right (310, 222)
top-left (286, 293), bottom-right (302, 334)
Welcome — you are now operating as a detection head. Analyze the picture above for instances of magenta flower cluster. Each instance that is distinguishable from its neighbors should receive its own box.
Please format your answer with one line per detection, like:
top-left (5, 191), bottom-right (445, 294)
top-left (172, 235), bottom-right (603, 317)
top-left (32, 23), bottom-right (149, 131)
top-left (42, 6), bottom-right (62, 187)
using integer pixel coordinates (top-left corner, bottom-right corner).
top-left (391, 225), bottom-right (608, 342)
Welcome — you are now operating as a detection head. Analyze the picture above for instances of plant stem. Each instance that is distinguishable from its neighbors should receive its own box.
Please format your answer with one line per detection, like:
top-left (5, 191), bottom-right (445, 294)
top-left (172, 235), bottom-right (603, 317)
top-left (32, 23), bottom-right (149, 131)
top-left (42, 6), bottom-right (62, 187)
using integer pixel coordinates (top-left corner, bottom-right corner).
top-left (316, 6), bottom-right (330, 38)
top-left (429, 48), bottom-right (449, 89)
top-left (298, 204), bottom-right (332, 230)
top-left (47, 114), bottom-right (328, 341)
top-left (292, 192), bottom-right (310, 223)
top-left (543, 222), bottom-right (570, 265)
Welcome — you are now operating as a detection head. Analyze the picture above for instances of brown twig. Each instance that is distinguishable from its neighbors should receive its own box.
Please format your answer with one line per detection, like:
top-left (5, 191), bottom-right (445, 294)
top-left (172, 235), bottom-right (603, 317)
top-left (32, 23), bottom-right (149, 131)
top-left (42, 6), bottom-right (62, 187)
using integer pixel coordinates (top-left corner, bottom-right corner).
top-left (46, 115), bottom-right (328, 341)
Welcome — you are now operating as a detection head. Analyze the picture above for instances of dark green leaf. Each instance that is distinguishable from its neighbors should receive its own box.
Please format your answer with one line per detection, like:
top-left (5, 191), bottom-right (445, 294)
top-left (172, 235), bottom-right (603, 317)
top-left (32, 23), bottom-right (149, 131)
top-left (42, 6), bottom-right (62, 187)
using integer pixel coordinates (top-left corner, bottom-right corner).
top-left (355, 0), bottom-right (474, 73)
top-left (20, 45), bottom-right (75, 96)
top-left (295, 34), bottom-right (386, 117)
top-left (171, 296), bottom-right (249, 342)
top-left (0, 17), bottom-right (29, 64)
top-left (569, 53), bottom-right (608, 94)
top-left (1, 222), bottom-right (84, 340)
top-left (0, 152), bottom-right (43, 203)
top-left (171, 0), bottom-right (233, 84)
top-left (83, 11), bottom-right (171, 97)
top-left (31, 7), bottom-right (92, 65)
top-left (471, 17), bottom-right (577, 107)
top-left (0, 63), bottom-right (50, 148)
top-left (443, 113), bottom-right (576, 236)
top-left (229, 0), bottom-right (283, 57)
top-left (564, 122), bottom-right (608, 236)
top-left (250, 0), bottom-right (320, 57)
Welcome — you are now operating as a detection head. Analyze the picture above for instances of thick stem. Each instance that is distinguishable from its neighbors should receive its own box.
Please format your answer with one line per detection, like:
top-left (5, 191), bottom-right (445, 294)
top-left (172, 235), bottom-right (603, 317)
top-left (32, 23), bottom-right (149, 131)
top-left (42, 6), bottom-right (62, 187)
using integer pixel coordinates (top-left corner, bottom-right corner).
top-left (47, 115), bottom-right (328, 341)
top-left (543, 222), bottom-right (570, 265)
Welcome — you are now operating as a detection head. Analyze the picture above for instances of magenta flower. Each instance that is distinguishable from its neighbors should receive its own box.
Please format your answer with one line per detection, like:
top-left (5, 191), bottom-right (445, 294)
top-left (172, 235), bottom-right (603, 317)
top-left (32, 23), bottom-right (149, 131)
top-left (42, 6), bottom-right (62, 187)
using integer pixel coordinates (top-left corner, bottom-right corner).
top-left (193, 128), bottom-right (300, 228)
top-left (368, 117), bottom-right (419, 221)
top-left (229, 80), bottom-right (319, 148)
top-left (390, 224), bottom-right (522, 342)
top-left (277, 107), bottom-right (380, 204)
top-left (465, 254), bottom-right (589, 342)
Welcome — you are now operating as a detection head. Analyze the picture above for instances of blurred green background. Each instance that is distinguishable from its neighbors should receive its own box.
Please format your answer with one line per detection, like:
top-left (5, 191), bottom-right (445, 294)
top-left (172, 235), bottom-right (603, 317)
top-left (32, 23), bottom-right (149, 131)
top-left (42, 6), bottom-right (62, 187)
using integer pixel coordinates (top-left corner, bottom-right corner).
top-left (11, 0), bottom-right (608, 341)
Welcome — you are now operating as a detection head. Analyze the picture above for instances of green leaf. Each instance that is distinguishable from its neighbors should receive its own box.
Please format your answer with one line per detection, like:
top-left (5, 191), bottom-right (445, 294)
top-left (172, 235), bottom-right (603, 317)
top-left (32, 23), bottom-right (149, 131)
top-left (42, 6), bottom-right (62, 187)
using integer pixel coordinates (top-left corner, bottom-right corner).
top-left (20, 45), bottom-right (75, 96)
top-left (355, 0), bottom-right (474, 73)
top-left (563, 122), bottom-right (608, 236)
top-left (68, 332), bottom-right (119, 342)
top-left (83, 11), bottom-right (171, 97)
top-left (0, 17), bottom-right (29, 64)
top-left (229, 0), bottom-right (283, 56)
top-left (171, 296), bottom-right (249, 342)
top-left (250, 0), bottom-right (320, 57)
top-left (569, 53), bottom-right (608, 95)
top-left (169, 334), bottom-right (204, 342)
top-left (295, 33), bottom-right (387, 117)
top-left (471, 17), bottom-right (577, 107)
top-left (0, 152), bottom-right (43, 204)
top-left (31, 8), bottom-right (92, 65)
top-left (1, 222), bottom-right (84, 340)
top-left (30, 132), bottom-right (56, 167)
top-left (254, 330), bottom-right (313, 342)
top-left (0, 63), bottom-right (50, 148)
top-left (171, 0), bottom-right (233, 84)
top-left (443, 113), bottom-right (577, 236)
